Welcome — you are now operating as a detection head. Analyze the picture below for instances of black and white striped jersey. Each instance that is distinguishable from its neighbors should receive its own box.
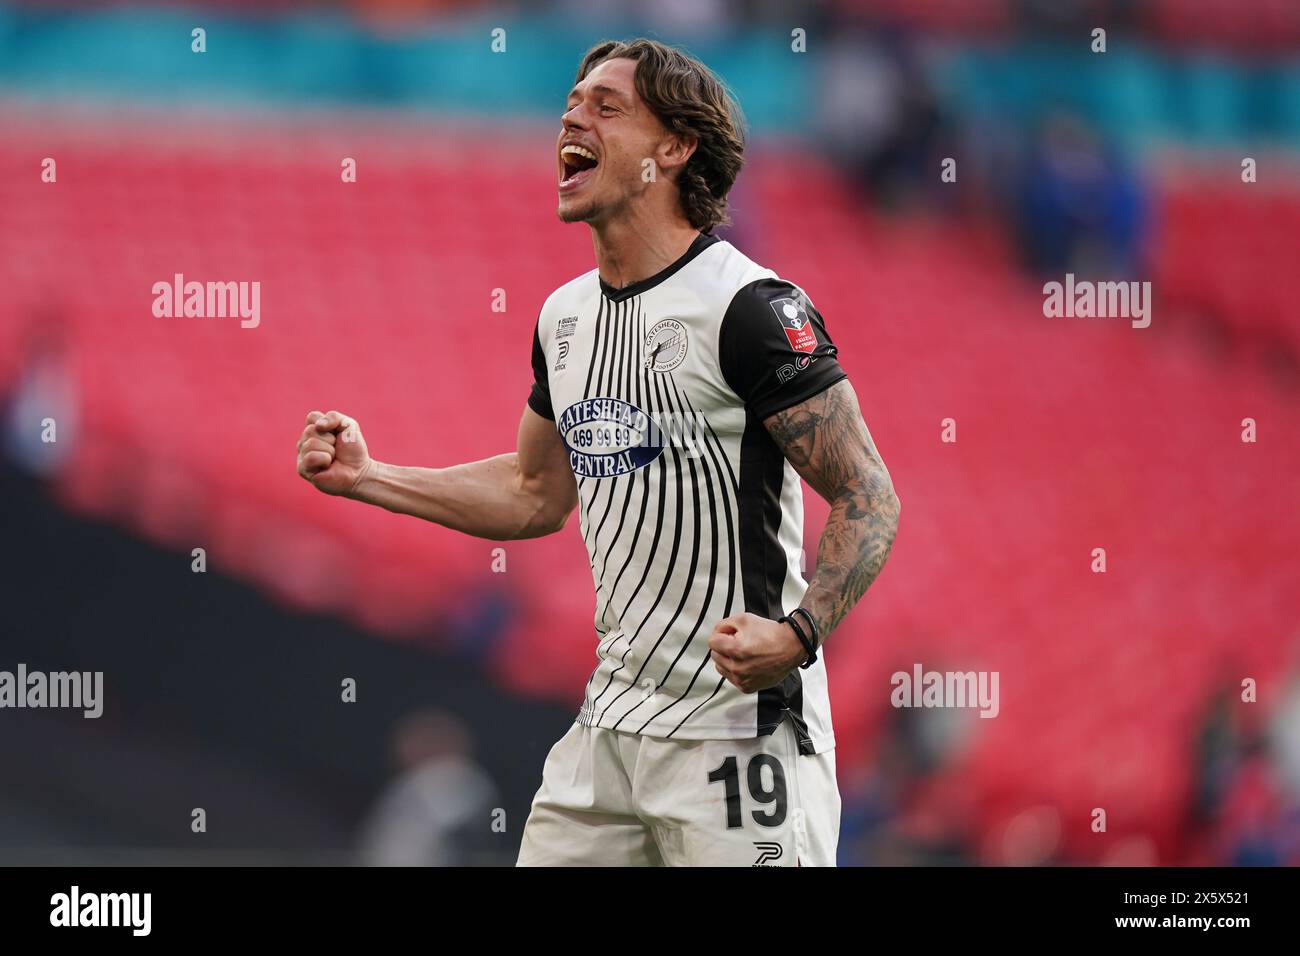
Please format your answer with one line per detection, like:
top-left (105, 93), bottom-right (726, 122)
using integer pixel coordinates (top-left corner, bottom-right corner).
top-left (527, 233), bottom-right (846, 754)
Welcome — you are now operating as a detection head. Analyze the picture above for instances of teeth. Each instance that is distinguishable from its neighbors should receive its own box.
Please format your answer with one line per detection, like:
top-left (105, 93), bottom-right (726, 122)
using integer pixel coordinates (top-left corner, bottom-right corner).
top-left (561, 145), bottom-right (598, 163)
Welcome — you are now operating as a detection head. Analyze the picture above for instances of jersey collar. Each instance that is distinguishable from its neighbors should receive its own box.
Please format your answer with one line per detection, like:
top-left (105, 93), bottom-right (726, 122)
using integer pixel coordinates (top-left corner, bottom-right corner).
top-left (598, 232), bottom-right (721, 303)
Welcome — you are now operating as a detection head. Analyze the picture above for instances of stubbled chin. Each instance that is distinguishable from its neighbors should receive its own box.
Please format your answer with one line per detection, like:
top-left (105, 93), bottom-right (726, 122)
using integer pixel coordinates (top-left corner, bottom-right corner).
top-left (557, 200), bottom-right (596, 223)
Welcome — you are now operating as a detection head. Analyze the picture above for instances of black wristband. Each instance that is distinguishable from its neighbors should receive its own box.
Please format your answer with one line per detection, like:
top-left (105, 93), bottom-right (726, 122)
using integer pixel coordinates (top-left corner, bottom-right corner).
top-left (789, 606), bottom-right (820, 654)
top-left (780, 613), bottom-right (817, 668)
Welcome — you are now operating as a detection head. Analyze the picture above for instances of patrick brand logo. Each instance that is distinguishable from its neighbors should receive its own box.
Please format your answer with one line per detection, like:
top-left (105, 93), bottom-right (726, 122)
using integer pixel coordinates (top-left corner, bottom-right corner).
top-left (0, 664), bottom-right (102, 718)
top-left (152, 273), bottom-right (261, 328)
top-left (752, 842), bottom-right (784, 866)
top-left (50, 886), bottom-right (151, 936)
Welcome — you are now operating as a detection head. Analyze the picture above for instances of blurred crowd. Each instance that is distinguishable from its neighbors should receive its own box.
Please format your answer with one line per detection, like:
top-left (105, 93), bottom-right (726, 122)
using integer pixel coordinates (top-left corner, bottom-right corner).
top-left (4, 0), bottom-right (1296, 867)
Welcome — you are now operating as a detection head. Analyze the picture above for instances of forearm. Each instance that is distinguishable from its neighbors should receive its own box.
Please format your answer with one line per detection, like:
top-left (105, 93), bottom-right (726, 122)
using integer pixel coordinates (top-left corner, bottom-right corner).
top-left (799, 473), bottom-right (900, 643)
top-left (709, 472), bottom-right (899, 695)
top-left (351, 455), bottom-right (567, 540)
top-left (763, 379), bottom-right (901, 645)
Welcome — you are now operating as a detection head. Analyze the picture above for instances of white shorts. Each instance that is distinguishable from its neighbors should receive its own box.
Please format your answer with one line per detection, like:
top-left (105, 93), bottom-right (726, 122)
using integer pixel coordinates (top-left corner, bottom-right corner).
top-left (517, 717), bottom-right (840, 866)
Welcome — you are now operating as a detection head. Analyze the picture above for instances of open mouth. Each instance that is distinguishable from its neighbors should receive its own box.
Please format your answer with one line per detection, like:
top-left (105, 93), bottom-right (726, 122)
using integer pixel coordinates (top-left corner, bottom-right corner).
top-left (560, 144), bottom-right (599, 189)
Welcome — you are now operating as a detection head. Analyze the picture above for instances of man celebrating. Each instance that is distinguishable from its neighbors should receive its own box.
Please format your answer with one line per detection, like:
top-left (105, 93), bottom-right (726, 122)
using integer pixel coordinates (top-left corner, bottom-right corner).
top-left (297, 38), bottom-right (900, 866)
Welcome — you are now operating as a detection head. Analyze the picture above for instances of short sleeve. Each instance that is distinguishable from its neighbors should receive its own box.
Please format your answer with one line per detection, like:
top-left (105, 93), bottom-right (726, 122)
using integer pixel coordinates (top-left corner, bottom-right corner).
top-left (527, 318), bottom-right (554, 421)
top-left (718, 279), bottom-right (847, 421)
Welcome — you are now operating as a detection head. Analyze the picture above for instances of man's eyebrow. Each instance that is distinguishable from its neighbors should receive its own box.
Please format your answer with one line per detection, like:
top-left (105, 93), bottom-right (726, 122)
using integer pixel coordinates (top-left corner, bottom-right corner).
top-left (566, 83), bottom-right (633, 106)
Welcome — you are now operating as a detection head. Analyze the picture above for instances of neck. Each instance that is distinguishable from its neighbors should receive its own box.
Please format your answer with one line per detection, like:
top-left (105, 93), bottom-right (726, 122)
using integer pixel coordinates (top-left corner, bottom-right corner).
top-left (590, 213), bottom-right (701, 292)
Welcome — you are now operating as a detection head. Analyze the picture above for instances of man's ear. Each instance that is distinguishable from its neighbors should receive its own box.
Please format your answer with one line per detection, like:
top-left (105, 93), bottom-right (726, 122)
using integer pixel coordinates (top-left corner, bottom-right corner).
top-left (657, 132), bottom-right (698, 175)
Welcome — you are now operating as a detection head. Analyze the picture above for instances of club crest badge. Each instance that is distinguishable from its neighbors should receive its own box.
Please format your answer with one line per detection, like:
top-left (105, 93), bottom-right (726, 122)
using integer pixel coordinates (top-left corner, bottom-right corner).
top-left (644, 318), bottom-right (688, 373)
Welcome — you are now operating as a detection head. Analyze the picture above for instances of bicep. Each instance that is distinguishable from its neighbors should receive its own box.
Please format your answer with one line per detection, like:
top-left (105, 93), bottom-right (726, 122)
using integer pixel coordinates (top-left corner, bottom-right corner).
top-left (517, 404), bottom-right (578, 512)
top-left (762, 379), bottom-right (894, 505)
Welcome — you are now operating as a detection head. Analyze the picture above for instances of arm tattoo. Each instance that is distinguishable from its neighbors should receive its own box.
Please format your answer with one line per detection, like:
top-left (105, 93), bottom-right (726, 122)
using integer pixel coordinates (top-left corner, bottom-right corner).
top-left (765, 379), bottom-right (900, 643)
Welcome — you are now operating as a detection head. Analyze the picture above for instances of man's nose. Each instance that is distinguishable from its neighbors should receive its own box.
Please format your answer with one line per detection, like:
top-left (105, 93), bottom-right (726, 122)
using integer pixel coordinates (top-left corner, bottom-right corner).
top-left (562, 105), bottom-right (588, 131)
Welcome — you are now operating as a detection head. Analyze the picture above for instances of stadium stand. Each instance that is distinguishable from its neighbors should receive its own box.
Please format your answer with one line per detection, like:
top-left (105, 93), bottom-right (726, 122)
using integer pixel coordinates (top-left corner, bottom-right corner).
top-left (3, 103), bottom-right (1296, 862)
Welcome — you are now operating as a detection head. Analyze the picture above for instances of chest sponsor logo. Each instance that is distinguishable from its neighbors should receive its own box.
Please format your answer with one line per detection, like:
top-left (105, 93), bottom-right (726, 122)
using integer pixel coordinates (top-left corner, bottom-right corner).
top-left (559, 398), bottom-right (664, 478)
top-left (556, 315), bottom-right (579, 339)
top-left (771, 296), bottom-right (818, 354)
top-left (644, 318), bottom-right (688, 373)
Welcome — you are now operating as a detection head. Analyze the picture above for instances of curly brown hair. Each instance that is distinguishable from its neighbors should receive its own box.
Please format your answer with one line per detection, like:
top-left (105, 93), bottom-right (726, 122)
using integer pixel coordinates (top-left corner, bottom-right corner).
top-left (575, 39), bottom-right (746, 232)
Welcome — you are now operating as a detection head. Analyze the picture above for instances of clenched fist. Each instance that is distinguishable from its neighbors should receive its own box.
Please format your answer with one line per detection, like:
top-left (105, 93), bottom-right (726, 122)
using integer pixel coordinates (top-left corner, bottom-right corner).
top-left (296, 410), bottom-right (373, 497)
top-left (708, 612), bottom-right (809, 694)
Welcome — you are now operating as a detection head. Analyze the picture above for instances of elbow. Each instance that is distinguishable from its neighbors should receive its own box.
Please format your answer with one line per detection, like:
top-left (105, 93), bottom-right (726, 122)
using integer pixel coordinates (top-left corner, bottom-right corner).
top-left (535, 484), bottom-right (579, 537)
top-left (878, 478), bottom-right (899, 530)
top-left (864, 472), bottom-right (901, 549)
top-left (864, 468), bottom-right (900, 526)
top-left (884, 479), bottom-right (900, 523)
top-left (511, 467), bottom-right (578, 539)
top-left (835, 472), bottom-right (899, 542)
top-left (536, 503), bottom-right (575, 538)
top-left (878, 483), bottom-right (901, 543)
top-left (515, 494), bottom-right (577, 540)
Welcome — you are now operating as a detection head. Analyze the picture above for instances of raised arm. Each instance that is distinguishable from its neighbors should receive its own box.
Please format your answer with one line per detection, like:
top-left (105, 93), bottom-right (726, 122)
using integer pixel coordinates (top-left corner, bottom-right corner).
top-left (296, 405), bottom-right (578, 541)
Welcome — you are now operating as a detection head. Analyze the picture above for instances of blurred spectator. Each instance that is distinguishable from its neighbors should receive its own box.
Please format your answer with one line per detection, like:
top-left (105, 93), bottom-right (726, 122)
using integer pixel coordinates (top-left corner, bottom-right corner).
top-left (814, 18), bottom-right (944, 208)
top-left (4, 309), bottom-right (77, 478)
top-left (356, 710), bottom-right (503, 866)
top-left (1191, 673), bottom-right (1300, 865)
top-left (839, 699), bottom-right (977, 865)
top-left (1014, 112), bottom-right (1147, 276)
top-left (1192, 685), bottom-right (1245, 823)
top-left (1215, 742), bottom-right (1286, 865)
top-left (1270, 668), bottom-right (1300, 802)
